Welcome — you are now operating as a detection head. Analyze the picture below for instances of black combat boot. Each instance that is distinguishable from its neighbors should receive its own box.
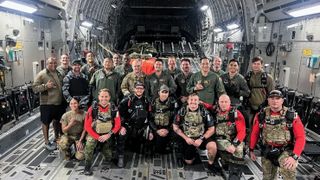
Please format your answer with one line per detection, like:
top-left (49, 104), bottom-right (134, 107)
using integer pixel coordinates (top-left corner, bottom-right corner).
top-left (117, 155), bottom-right (124, 168)
top-left (176, 157), bottom-right (184, 169)
top-left (228, 163), bottom-right (242, 180)
top-left (84, 163), bottom-right (93, 176)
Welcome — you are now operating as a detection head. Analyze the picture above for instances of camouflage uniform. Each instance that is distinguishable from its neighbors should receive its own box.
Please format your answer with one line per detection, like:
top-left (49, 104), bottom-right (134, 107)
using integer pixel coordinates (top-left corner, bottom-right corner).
top-left (62, 71), bottom-right (89, 108)
top-left (215, 108), bottom-right (246, 163)
top-left (146, 71), bottom-right (177, 100)
top-left (84, 103), bottom-right (120, 168)
top-left (59, 110), bottom-right (86, 160)
top-left (121, 72), bottom-right (146, 96)
top-left (90, 69), bottom-right (121, 103)
top-left (149, 97), bottom-right (178, 153)
top-left (250, 106), bottom-right (306, 180)
top-left (221, 73), bottom-right (250, 105)
top-left (174, 105), bottom-right (215, 160)
top-left (187, 71), bottom-right (225, 104)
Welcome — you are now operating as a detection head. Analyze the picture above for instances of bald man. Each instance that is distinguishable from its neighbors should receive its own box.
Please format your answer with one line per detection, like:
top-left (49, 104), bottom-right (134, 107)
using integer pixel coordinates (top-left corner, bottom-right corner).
top-left (215, 94), bottom-right (246, 179)
top-left (33, 57), bottom-right (65, 151)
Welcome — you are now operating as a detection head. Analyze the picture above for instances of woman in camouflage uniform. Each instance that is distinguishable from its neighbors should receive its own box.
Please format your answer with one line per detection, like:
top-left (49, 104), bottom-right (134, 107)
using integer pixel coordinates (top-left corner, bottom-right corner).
top-left (59, 98), bottom-right (86, 160)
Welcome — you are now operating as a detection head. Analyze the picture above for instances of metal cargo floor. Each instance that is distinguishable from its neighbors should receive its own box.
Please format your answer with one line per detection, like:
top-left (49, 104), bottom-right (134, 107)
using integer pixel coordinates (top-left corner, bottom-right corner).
top-left (0, 112), bottom-right (318, 180)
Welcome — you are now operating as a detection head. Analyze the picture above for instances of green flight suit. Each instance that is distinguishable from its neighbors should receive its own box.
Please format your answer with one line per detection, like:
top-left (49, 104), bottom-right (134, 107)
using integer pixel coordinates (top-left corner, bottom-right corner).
top-left (187, 71), bottom-right (225, 104)
top-left (90, 69), bottom-right (121, 103)
top-left (146, 71), bottom-right (177, 100)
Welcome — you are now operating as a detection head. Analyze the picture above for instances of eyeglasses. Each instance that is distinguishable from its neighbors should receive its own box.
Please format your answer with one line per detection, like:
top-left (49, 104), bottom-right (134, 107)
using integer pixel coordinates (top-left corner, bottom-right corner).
top-left (161, 90), bottom-right (169, 94)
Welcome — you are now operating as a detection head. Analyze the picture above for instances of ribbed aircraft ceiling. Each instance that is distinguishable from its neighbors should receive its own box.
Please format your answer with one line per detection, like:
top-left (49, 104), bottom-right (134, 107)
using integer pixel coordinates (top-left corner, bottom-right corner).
top-left (77, 0), bottom-right (245, 47)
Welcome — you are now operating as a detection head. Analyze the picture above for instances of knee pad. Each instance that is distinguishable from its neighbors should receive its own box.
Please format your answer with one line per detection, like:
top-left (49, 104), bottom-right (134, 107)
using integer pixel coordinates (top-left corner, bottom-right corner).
top-left (75, 151), bottom-right (85, 161)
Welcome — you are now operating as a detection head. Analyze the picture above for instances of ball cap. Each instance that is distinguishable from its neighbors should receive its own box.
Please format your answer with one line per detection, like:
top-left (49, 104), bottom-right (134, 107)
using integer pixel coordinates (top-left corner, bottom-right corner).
top-left (159, 84), bottom-right (169, 92)
top-left (72, 59), bottom-right (82, 65)
top-left (268, 90), bottom-right (283, 98)
top-left (134, 81), bottom-right (145, 88)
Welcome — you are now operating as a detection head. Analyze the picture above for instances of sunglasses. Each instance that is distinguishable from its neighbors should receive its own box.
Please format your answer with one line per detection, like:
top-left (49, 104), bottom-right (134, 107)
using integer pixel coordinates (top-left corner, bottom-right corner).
top-left (161, 90), bottom-right (169, 94)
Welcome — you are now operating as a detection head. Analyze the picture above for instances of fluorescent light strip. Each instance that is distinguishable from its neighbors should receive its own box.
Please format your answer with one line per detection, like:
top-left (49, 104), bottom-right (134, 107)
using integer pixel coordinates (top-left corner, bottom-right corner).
top-left (226, 23), bottom-right (239, 30)
top-left (213, 28), bottom-right (222, 32)
top-left (287, 4), bottom-right (320, 17)
top-left (200, 5), bottom-right (208, 11)
top-left (96, 26), bottom-right (104, 30)
top-left (0, 0), bottom-right (37, 14)
top-left (81, 21), bottom-right (93, 28)
top-left (287, 23), bottom-right (300, 29)
top-left (24, 17), bottom-right (34, 23)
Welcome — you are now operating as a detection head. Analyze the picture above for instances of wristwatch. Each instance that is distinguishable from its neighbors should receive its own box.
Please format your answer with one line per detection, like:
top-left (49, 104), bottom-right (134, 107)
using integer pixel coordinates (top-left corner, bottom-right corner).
top-left (199, 135), bottom-right (205, 141)
top-left (291, 153), bottom-right (299, 160)
top-left (108, 131), bottom-right (113, 136)
top-left (232, 138), bottom-right (240, 147)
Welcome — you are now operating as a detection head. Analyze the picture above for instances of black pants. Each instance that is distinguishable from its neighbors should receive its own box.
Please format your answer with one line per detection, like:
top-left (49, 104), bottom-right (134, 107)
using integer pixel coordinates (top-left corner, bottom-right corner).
top-left (151, 130), bottom-right (171, 153)
top-left (117, 126), bottom-right (146, 155)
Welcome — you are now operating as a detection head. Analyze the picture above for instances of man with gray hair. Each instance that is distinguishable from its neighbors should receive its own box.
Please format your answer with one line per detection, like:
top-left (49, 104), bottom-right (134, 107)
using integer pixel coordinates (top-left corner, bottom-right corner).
top-left (211, 56), bottom-right (225, 76)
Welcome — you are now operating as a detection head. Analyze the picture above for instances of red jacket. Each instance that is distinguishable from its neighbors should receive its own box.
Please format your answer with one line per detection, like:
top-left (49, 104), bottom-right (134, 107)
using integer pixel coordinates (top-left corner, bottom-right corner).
top-left (250, 111), bottom-right (306, 156)
top-left (85, 104), bottom-right (121, 140)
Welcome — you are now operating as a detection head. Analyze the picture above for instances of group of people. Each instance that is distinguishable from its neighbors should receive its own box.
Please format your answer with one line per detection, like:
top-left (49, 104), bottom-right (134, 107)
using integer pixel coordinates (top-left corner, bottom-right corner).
top-left (32, 53), bottom-right (305, 179)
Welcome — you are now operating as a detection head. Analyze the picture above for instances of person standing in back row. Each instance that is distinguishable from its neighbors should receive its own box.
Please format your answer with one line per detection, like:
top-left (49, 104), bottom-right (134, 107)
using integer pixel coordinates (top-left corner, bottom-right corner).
top-left (33, 57), bottom-right (65, 151)
top-left (245, 56), bottom-right (274, 124)
top-left (187, 57), bottom-right (225, 105)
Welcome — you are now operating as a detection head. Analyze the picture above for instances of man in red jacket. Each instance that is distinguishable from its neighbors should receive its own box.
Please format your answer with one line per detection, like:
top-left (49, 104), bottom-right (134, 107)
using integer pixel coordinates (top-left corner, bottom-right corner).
top-left (249, 90), bottom-right (305, 180)
top-left (83, 88), bottom-right (121, 175)
top-left (215, 94), bottom-right (246, 179)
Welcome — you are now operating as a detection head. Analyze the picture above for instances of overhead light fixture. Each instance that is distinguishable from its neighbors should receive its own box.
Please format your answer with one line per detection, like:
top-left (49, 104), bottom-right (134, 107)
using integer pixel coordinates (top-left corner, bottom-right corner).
top-left (213, 28), bottom-right (222, 33)
top-left (226, 23), bottom-right (239, 30)
top-left (0, 0), bottom-right (37, 14)
top-left (286, 22), bottom-right (301, 29)
top-left (24, 17), bottom-right (34, 23)
top-left (200, 5), bottom-right (209, 11)
top-left (111, 4), bottom-right (117, 9)
top-left (81, 21), bottom-right (93, 28)
top-left (287, 3), bottom-right (320, 17)
top-left (96, 26), bottom-right (104, 30)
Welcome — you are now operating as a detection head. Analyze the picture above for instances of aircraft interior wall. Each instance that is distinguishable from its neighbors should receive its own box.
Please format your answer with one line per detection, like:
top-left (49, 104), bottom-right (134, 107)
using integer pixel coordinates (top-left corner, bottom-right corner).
top-left (253, 16), bottom-right (320, 98)
top-left (0, 12), bottom-right (52, 88)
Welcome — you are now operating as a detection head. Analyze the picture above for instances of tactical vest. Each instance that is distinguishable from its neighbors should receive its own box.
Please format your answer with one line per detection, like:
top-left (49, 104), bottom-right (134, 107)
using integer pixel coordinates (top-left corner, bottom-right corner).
top-left (92, 102), bottom-right (116, 134)
top-left (183, 108), bottom-right (204, 138)
top-left (215, 108), bottom-right (237, 141)
top-left (128, 95), bottom-right (148, 125)
top-left (245, 71), bottom-right (267, 89)
top-left (154, 98), bottom-right (170, 127)
top-left (259, 107), bottom-right (292, 146)
top-left (69, 76), bottom-right (89, 96)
